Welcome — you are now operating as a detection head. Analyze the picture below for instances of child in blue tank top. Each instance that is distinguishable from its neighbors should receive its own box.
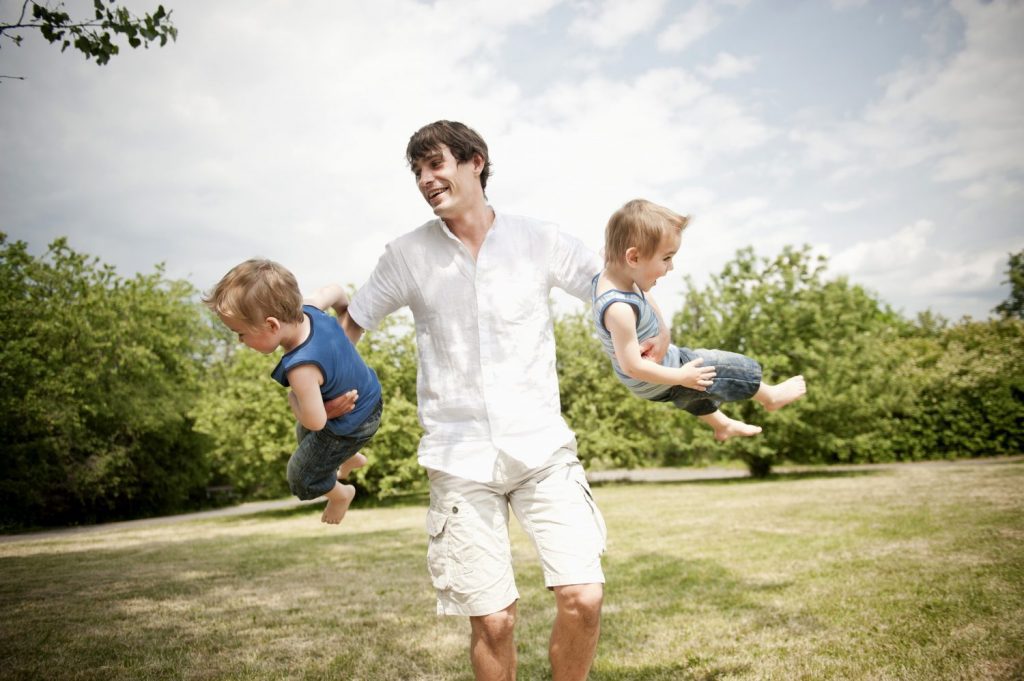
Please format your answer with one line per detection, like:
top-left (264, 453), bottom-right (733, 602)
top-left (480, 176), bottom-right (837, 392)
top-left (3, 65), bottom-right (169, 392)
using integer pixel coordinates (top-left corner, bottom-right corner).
top-left (204, 259), bottom-right (382, 524)
top-left (593, 199), bottom-right (806, 441)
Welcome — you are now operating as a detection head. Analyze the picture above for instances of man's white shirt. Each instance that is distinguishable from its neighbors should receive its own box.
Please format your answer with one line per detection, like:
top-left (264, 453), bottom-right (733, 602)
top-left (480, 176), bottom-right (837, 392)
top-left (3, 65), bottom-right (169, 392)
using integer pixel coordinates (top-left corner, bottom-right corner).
top-left (348, 212), bottom-right (601, 482)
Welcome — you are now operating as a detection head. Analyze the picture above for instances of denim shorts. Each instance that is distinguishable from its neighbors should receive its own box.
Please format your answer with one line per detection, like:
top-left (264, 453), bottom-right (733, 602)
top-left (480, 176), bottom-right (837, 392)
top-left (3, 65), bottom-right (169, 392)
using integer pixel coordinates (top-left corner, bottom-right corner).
top-left (287, 398), bottom-right (383, 500)
top-left (653, 347), bottom-right (762, 416)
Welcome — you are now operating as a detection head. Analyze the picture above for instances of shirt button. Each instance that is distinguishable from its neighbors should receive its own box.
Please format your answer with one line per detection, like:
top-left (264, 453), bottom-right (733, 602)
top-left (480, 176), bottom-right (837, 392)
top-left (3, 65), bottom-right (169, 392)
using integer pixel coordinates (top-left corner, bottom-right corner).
top-left (452, 506), bottom-right (459, 514)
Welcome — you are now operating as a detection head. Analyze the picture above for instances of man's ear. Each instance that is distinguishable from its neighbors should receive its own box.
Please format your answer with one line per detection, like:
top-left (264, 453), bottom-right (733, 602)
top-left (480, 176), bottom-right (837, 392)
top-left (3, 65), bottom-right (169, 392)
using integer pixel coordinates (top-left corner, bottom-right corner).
top-left (471, 152), bottom-right (485, 177)
top-left (624, 247), bottom-right (640, 266)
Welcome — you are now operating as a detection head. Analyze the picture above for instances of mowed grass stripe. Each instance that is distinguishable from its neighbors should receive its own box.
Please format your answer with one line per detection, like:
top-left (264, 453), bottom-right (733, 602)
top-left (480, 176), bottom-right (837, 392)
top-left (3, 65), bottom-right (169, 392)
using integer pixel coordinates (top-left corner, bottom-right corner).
top-left (1, 459), bottom-right (1021, 680)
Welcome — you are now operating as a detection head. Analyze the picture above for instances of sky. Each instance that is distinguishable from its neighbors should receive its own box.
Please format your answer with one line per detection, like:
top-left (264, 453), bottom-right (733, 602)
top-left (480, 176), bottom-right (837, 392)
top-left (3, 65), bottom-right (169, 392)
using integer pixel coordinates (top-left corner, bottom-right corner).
top-left (2, 0), bottom-right (1023, 323)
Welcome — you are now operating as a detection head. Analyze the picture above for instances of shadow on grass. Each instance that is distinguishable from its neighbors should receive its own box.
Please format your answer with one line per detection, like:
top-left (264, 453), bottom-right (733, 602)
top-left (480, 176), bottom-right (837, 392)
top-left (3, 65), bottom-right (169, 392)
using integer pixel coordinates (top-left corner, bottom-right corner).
top-left (225, 489), bottom-right (430, 522)
top-left (581, 552), bottom-right (818, 680)
top-left (0, 525), bottom-right (460, 680)
top-left (591, 660), bottom-right (751, 681)
top-left (590, 467), bottom-right (883, 490)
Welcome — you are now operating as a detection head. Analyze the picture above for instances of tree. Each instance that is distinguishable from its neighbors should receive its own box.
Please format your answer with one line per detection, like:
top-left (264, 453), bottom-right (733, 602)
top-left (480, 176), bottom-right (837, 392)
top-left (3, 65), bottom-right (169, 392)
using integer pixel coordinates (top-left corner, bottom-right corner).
top-left (994, 249), bottom-right (1024, 320)
top-left (190, 337), bottom-right (295, 500)
top-left (0, 234), bottom-right (213, 527)
top-left (673, 245), bottom-right (908, 476)
top-left (0, 0), bottom-right (176, 69)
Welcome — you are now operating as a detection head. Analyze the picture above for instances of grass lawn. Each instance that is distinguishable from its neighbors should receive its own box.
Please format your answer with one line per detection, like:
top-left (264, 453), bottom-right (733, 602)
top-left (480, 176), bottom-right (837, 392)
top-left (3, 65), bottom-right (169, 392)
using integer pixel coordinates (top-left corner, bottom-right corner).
top-left (1, 458), bottom-right (1022, 680)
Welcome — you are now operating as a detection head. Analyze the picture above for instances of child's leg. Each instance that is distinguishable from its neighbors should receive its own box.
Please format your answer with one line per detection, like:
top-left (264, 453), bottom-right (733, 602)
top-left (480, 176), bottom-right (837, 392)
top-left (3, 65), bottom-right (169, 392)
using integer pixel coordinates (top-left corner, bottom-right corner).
top-left (287, 430), bottom-right (362, 526)
top-left (321, 481), bottom-right (357, 524)
top-left (752, 376), bottom-right (806, 412)
top-left (699, 410), bottom-right (762, 441)
top-left (337, 452), bottom-right (368, 480)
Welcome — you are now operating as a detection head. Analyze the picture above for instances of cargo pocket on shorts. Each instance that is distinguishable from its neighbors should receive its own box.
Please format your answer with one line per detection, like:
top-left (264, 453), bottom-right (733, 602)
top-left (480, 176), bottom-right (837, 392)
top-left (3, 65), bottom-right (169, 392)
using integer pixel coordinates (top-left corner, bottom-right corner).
top-left (574, 471), bottom-right (608, 554)
top-left (425, 508), bottom-right (451, 590)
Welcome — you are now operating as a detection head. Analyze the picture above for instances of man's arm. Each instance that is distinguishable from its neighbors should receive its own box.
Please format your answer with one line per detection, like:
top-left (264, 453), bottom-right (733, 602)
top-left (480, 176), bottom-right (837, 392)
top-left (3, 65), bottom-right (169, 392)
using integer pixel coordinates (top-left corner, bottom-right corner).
top-left (339, 310), bottom-right (365, 345)
top-left (325, 241), bottom-right (407, 419)
top-left (640, 294), bottom-right (670, 363)
top-left (305, 284), bottom-right (349, 317)
top-left (323, 312), bottom-right (365, 420)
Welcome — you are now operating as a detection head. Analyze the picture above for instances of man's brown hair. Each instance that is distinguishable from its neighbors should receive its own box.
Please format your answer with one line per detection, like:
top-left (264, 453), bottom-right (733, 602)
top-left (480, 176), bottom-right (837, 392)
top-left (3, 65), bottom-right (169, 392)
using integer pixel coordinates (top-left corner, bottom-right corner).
top-left (406, 120), bottom-right (492, 192)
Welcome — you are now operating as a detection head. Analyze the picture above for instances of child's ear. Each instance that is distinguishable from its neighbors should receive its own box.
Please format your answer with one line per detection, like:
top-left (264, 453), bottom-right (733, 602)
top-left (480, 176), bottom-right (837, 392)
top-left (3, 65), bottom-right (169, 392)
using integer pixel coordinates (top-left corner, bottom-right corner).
top-left (265, 317), bottom-right (282, 331)
top-left (624, 247), bottom-right (640, 266)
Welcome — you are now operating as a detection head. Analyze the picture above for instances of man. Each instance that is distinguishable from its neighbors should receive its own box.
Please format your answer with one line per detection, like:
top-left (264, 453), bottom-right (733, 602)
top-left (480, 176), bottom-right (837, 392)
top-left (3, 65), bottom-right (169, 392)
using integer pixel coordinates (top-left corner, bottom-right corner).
top-left (332, 120), bottom-right (667, 680)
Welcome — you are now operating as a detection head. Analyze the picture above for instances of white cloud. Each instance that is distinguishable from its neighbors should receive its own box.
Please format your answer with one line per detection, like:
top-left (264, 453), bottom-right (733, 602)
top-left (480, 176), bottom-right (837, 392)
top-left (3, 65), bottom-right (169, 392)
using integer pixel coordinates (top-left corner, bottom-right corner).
top-left (1, 0), bottom-right (1016, 323)
top-left (698, 52), bottom-right (758, 80)
top-left (822, 199), bottom-right (866, 213)
top-left (793, 0), bottom-right (1024, 188)
top-left (657, 1), bottom-right (720, 53)
top-left (828, 219), bottom-right (1019, 316)
top-left (831, 220), bottom-right (933, 277)
top-left (569, 0), bottom-right (667, 49)
top-left (958, 176), bottom-right (1024, 200)
top-left (830, 0), bottom-right (870, 10)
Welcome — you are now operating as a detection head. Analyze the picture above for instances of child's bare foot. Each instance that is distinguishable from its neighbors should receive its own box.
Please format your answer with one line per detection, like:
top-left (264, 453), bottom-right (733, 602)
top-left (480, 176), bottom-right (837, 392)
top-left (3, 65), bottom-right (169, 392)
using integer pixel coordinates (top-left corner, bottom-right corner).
top-left (337, 452), bottom-right (367, 480)
top-left (713, 417), bottom-right (763, 442)
top-left (321, 483), bottom-right (356, 525)
top-left (757, 376), bottom-right (806, 412)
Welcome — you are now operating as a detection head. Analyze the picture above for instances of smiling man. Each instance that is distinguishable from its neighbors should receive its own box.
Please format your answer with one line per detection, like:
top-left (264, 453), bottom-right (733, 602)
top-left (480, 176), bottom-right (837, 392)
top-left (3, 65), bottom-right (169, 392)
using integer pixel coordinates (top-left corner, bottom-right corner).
top-left (334, 120), bottom-right (667, 681)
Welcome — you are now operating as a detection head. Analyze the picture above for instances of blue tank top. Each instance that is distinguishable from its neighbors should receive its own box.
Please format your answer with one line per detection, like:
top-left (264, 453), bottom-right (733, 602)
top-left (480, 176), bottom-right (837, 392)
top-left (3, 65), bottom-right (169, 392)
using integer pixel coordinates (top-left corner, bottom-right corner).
top-left (590, 274), bottom-right (679, 400)
top-left (271, 305), bottom-right (382, 436)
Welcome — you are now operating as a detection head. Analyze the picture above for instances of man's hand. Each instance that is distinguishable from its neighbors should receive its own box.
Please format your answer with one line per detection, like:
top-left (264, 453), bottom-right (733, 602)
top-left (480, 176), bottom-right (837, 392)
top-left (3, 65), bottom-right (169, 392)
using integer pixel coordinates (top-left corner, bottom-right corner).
top-left (641, 295), bottom-right (671, 363)
top-left (324, 389), bottom-right (359, 420)
top-left (678, 358), bottom-right (716, 391)
top-left (638, 335), bottom-right (669, 363)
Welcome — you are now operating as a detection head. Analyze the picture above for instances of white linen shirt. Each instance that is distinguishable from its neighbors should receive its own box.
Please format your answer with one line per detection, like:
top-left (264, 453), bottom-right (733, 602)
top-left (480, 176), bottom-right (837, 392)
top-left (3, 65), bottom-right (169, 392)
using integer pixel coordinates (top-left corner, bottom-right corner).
top-left (348, 212), bottom-right (601, 482)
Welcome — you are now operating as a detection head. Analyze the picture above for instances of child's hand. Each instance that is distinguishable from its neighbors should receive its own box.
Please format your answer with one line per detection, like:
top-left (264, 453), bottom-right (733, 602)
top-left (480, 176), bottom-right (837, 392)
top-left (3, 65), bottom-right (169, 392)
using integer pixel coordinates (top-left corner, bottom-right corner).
top-left (679, 357), bottom-right (716, 391)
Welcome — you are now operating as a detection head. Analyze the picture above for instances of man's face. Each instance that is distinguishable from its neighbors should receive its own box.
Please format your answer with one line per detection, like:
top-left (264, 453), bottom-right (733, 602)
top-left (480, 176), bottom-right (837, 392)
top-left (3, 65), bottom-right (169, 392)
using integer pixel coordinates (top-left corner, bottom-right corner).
top-left (412, 144), bottom-right (484, 218)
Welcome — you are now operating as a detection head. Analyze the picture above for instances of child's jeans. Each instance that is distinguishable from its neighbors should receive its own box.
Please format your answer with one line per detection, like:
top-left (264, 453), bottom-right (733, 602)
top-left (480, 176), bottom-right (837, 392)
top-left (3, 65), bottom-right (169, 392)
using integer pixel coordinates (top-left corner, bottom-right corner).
top-left (287, 398), bottom-right (383, 500)
top-left (652, 348), bottom-right (762, 416)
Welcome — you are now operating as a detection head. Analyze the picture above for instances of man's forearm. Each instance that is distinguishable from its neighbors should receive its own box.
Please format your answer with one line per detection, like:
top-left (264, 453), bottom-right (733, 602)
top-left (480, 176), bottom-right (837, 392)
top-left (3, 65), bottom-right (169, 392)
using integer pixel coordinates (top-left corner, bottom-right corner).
top-left (340, 312), bottom-right (365, 345)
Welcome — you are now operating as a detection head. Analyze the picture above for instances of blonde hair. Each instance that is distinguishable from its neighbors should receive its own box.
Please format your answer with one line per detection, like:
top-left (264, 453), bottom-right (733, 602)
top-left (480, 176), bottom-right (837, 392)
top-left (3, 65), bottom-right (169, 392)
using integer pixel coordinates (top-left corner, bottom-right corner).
top-left (203, 258), bottom-right (304, 329)
top-left (604, 199), bottom-right (690, 267)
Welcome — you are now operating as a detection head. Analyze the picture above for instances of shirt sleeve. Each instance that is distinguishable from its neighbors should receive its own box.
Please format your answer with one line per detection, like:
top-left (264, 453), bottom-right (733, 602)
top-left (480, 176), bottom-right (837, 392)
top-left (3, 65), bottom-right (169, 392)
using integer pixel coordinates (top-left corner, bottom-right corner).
top-left (549, 228), bottom-right (602, 303)
top-left (348, 242), bottom-right (409, 331)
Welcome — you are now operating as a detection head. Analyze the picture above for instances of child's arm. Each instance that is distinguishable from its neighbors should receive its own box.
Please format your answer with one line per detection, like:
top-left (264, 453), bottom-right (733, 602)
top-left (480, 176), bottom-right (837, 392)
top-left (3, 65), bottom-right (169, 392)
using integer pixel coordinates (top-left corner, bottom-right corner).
top-left (603, 301), bottom-right (715, 390)
top-left (287, 365), bottom-right (329, 431)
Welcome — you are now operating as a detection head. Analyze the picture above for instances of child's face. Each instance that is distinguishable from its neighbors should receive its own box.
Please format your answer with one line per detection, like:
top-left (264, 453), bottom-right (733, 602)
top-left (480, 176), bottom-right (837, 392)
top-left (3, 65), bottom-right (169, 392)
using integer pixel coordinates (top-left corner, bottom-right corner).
top-left (219, 314), bottom-right (282, 354)
top-left (632, 230), bottom-right (681, 292)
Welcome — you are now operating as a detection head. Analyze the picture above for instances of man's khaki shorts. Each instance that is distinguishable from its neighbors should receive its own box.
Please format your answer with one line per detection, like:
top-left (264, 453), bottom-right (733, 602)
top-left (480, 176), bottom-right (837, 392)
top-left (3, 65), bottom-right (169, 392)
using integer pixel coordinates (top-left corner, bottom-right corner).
top-left (425, 444), bottom-right (607, 617)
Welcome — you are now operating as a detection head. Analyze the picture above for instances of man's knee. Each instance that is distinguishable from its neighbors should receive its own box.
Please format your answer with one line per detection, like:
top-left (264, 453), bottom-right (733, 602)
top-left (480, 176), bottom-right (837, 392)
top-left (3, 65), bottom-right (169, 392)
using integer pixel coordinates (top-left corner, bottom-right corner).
top-left (555, 583), bottom-right (603, 626)
top-left (470, 604), bottom-right (517, 644)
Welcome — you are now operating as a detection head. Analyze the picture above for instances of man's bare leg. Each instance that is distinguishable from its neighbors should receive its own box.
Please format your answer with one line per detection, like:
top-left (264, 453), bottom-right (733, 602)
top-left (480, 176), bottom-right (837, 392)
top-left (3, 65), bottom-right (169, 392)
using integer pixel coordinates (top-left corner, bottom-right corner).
top-left (550, 583), bottom-right (603, 681)
top-left (469, 602), bottom-right (517, 681)
top-left (699, 410), bottom-right (762, 441)
top-left (753, 376), bottom-right (806, 412)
